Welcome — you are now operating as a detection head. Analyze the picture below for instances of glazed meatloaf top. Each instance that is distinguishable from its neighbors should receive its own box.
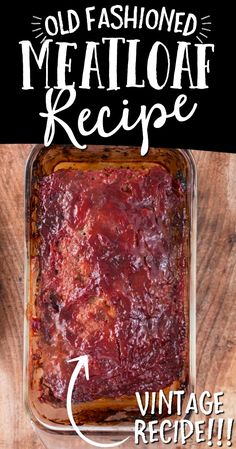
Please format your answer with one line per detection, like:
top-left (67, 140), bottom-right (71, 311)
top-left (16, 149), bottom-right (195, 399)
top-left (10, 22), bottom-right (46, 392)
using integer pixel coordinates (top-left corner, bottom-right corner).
top-left (32, 166), bottom-right (188, 405)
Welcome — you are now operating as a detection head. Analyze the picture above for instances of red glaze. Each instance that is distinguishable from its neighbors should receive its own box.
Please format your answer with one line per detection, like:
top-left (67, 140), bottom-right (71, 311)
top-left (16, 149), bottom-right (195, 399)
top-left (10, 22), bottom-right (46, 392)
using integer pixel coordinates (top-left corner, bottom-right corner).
top-left (33, 166), bottom-right (187, 404)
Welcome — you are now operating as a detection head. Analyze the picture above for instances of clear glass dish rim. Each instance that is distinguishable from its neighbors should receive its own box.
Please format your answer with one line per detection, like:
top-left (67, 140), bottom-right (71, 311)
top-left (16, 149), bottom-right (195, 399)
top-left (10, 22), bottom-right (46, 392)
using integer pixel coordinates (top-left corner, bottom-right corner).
top-left (23, 144), bottom-right (197, 434)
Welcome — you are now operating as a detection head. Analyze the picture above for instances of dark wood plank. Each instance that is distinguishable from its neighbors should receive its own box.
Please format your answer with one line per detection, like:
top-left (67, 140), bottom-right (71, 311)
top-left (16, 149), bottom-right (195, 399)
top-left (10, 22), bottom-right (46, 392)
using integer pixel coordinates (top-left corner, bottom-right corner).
top-left (194, 151), bottom-right (236, 444)
top-left (0, 144), bottom-right (42, 449)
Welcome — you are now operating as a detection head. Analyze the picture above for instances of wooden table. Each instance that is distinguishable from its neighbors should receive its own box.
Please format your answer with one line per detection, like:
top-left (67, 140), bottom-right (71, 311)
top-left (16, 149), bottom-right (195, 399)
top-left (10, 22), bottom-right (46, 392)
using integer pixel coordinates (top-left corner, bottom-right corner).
top-left (0, 145), bottom-right (235, 449)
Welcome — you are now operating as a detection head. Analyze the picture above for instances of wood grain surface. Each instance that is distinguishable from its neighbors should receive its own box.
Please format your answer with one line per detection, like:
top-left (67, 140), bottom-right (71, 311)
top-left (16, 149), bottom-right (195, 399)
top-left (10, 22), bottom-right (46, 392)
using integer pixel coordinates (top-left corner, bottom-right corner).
top-left (0, 145), bottom-right (235, 449)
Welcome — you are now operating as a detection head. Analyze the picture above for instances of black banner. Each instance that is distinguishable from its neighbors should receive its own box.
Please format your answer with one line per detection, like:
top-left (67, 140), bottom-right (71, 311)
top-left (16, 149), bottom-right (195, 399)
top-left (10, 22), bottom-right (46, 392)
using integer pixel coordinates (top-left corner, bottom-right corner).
top-left (0, 1), bottom-right (235, 152)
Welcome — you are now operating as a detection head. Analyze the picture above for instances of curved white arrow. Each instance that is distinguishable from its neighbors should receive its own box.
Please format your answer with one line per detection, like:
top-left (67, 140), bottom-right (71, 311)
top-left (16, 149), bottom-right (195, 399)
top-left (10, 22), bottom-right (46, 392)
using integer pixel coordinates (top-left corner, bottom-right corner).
top-left (66, 355), bottom-right (130, 448)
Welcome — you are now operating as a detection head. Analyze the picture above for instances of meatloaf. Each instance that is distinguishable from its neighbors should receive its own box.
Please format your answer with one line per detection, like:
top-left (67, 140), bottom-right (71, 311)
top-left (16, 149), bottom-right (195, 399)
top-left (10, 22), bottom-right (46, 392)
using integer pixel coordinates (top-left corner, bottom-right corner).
top-left (31, 165), bottom-right (188, 405)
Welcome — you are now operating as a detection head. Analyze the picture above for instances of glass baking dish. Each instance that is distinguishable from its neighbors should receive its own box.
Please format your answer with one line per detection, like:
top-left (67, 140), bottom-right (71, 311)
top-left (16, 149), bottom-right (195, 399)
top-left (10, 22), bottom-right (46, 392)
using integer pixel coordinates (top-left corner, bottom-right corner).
top-left (24, 145), bottom-right (197, 448)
